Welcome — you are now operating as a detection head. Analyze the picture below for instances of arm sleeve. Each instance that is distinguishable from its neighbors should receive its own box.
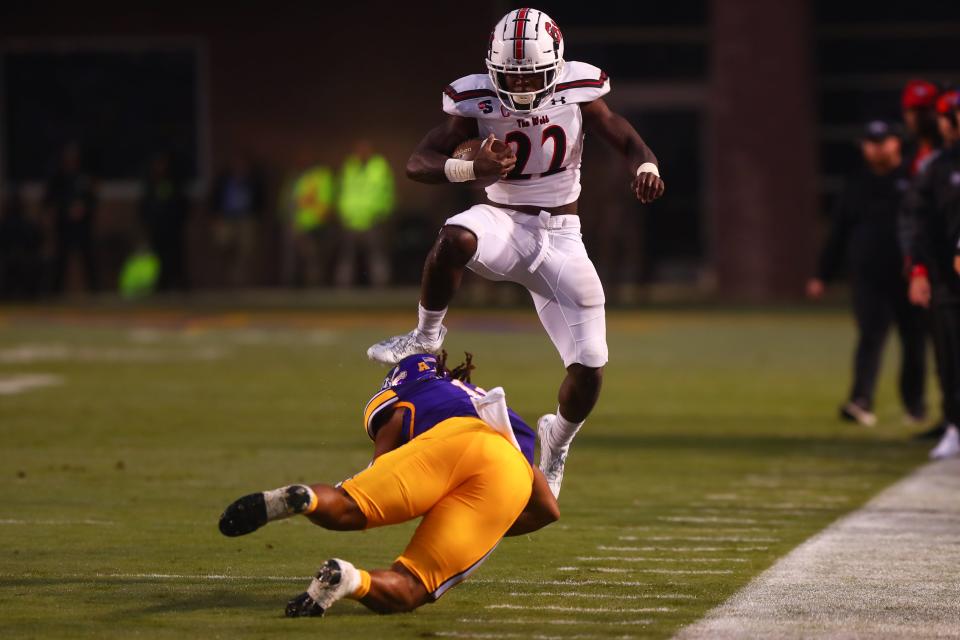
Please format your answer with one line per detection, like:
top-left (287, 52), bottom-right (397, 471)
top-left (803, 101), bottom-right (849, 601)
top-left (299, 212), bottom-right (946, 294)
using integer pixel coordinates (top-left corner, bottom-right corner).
top-left (899, 167), bottom-right (936, 269)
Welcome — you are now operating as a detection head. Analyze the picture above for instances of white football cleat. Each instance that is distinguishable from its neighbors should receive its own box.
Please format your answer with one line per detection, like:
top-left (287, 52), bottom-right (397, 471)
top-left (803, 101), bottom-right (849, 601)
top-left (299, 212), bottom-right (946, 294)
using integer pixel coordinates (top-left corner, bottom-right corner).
top-left (538, 414), bottom-right (568, 499)
top-left (285, 558), bottom-right (361, 617)
top-left (366, 326), bottom-right (447, 365)
top-left (930, 424), bottom-right (960, 460)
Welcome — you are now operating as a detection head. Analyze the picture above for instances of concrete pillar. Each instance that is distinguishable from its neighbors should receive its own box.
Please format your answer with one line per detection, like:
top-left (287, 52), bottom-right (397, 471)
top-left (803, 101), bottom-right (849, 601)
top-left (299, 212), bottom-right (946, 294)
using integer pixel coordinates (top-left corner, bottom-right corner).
top-left (709, 0), bottom-right (818, 298)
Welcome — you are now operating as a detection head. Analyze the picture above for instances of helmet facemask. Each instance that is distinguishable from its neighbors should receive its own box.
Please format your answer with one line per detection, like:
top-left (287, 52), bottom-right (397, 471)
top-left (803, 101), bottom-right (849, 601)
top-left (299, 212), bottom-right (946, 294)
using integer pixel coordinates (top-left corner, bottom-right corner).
top-left (486, 59), bottom-right (564, 114)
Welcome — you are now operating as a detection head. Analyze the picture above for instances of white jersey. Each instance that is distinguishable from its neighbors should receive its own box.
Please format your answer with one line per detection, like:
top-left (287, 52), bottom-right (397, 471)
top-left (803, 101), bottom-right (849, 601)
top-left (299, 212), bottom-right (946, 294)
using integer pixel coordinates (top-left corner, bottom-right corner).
top-left (442, 61), bottom-right (610, 208)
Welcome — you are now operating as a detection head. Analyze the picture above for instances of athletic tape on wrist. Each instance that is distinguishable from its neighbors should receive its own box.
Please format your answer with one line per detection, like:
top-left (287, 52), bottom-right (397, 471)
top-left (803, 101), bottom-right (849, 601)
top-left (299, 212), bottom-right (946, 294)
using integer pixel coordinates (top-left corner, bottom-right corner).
top-left (444, 158), bottom-right (476, 182)
top-left (637, 162), bottom-right (660, 178)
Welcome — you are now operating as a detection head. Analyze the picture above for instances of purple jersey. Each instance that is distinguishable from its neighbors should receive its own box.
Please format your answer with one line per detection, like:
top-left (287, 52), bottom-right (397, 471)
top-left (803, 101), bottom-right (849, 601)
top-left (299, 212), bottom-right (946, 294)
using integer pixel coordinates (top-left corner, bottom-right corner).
top-left (363, 376), bottom-right (536, 465)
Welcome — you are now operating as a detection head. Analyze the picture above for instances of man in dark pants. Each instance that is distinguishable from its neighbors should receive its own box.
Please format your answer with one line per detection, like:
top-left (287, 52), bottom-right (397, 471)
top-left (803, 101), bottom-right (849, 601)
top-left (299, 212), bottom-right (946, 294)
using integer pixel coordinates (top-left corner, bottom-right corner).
top-left (808, 120), bottom-right (926, 427)
top-left (140, 152), bottom-right (189, 292)
top-left (44, 142), bottom-right (99, 294)
top-left (901, 91), bottom-right (960, 459)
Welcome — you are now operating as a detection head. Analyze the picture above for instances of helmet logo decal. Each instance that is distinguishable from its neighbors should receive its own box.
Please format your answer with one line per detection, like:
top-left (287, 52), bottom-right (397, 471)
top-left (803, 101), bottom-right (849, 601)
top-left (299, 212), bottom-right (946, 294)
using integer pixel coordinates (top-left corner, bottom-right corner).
top-left (545, 21), bottom-right (562, 44)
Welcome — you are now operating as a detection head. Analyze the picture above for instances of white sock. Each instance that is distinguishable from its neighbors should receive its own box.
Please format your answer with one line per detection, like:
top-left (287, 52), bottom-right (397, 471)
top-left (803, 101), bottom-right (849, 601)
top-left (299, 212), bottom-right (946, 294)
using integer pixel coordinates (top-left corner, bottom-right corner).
top-left (417, 304), bottom-right (447, 340)
top-left (553, 411), bottom-right (584, 451)
top-left (309, 558), bottom-right (360, 602)
top-left (262, 485), bottom-right (316, 520)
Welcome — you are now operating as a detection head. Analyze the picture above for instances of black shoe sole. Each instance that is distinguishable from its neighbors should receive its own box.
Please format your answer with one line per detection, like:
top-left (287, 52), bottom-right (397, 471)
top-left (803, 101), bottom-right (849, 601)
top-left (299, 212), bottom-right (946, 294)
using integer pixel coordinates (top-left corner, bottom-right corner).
top-left (218, 492), bottom-right (268, 537)
top-left (912, 422), bottom-right (947, 441)
top-left (285, 591), bottom-right (325, 617)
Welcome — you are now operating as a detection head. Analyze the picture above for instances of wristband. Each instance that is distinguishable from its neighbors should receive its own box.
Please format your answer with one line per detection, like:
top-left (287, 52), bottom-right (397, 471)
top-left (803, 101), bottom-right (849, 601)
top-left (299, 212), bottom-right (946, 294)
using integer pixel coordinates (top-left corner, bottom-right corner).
top-left (637, 162), bottom-right (660, 177)
top-left (444, 158), bottom-right (476, 182)
top-left (910, 264), bottom-right (928, 279)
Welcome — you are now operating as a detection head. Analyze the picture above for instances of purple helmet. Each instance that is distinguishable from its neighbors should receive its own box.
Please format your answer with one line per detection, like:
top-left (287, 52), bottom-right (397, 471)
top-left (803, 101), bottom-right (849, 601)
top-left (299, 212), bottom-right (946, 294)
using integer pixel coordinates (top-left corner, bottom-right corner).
top-left (378, 353), bottom-right (439, 392)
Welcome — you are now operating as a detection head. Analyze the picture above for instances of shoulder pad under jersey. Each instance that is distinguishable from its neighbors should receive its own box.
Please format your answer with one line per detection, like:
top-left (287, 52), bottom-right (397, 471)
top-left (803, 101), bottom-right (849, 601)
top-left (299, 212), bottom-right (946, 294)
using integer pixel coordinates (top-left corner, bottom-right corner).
top-left (553, 60), bottom-right (610, 103)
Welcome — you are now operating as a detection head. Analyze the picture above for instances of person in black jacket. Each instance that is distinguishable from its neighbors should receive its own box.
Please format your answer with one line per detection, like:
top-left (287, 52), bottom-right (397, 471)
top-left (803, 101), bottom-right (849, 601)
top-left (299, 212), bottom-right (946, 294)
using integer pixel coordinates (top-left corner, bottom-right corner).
top-left (902, 92), bottom-right (960, 459)
top-left (139, 152), bottom-right (189, 292)
top-left (807, 120), bottom-right (926, 427)
top-left (44, 142), bottom-right (99, 293)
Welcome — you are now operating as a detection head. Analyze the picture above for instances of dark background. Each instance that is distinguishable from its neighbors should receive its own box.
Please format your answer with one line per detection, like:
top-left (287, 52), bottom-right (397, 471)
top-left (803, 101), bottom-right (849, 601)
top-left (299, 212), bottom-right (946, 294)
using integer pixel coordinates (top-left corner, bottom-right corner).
top-left (2, 0), bottom-right (959, 297)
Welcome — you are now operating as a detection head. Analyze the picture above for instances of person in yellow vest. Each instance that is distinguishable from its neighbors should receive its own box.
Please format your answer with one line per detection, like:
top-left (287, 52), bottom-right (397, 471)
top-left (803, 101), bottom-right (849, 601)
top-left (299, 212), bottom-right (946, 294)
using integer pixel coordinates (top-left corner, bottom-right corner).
top-left (279, 152), bottom-right (336, 286)
top-left (335, 141), bottom-right (394, 287)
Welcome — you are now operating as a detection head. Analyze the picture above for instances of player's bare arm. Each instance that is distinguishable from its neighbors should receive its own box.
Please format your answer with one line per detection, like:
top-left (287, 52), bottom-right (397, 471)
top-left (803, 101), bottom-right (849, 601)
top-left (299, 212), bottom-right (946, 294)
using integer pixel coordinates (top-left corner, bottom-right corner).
top-left (372, 407), bottom-right (405, 460)
top-left (406, 115), bottom-right (516, 183)
top-left (582, 97), bottom-right (666, 204)
top-left (504, 467), bottom-right (561, 536)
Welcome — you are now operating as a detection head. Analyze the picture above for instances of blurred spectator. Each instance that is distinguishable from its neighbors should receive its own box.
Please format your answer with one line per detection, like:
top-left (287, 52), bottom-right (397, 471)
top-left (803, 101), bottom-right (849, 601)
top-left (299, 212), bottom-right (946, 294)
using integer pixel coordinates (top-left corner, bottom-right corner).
top-left (901, 79), bottom-right (942, 176)
top-left (139, 152), bottom-right (189, 292)
top-left (0, 183), bottom-right (45, 299)
top-left (334, 141), bottom-right (394, 288)
top-left (278, 151), bottom-right (336, 287)
top-left (807, 120), bottom-right (926, 427)
top-left (900, 93), bottom-right (960, 459)
top-left (210, 155), bottom-right (265, 287)
top-left (44, 141), bottom-right (99, 293)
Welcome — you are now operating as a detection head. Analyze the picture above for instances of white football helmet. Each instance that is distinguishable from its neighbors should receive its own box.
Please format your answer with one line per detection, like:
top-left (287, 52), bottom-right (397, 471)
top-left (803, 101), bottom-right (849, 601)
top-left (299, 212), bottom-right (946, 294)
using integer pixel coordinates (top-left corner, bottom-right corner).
top-left (486, 8), bottom-right (565, 114)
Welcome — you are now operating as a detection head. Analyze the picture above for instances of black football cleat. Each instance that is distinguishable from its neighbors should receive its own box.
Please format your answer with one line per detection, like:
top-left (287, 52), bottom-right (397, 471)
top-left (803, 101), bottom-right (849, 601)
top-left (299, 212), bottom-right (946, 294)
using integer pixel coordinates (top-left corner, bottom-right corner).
top-left (218, 492), bottom-right (268, 537)
top-left (285, 591), bottom-right (326, 617)
top-left (219, 485), bottom-right (316, 537)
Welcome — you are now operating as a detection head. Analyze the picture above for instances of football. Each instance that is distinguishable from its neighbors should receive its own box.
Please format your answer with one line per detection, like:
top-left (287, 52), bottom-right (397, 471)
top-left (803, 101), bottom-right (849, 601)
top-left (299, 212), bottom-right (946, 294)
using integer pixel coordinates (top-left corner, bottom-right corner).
top-left (452, 137), bottom-right (510, 160)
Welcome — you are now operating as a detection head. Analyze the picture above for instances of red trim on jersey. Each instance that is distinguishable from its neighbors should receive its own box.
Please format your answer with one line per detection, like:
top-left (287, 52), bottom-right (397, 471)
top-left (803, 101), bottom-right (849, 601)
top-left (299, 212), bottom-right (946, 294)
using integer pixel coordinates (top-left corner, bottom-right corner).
top-left (556, 70), bottom-right (608, 92)
top-left (444, 85), bottom-right (497, 103)
top-left (514, 8), bottom-right (529, 60)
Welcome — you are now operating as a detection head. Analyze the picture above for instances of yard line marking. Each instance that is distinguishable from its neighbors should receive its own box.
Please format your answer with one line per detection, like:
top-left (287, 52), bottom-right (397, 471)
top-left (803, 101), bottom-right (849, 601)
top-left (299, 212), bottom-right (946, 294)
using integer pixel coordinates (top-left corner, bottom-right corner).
top-left (471, 578), bottom-right (652, 587)
top-left (658, 516), bottom-right (758, 524)
top-left (508, 591), bottom-right (697, 600)
top-left (459, 617), bottom-right (651, 628)
top-left (558, 567), bottom-right (735, 575)
top-left (644, 536), bottom-right (779, 543)
top-left (598, 545), bottom-right (769, 552)
top-left (0, 344), bottom-right (226, 364)
top-left (578, 556), bottom-right (748, 563)
top-left (558, 566), bottom-right (631, 573)
top-left (0, 374), bottom-right (62, 395)
top-left (0, 518), bottom-right (113, 526)
top-left (488, 604), bottom-right (673, 613)
top-left (674, 459), bottom-right (960, 640)
top-left (434, 633), bottom-right (622, 640)
top-left (93, 573), bottom-right (304, 581)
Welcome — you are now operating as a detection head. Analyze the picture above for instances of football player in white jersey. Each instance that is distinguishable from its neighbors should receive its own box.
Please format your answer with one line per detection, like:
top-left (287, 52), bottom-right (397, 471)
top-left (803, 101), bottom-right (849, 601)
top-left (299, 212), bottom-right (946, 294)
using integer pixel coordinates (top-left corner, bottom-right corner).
top-left (368, 7), bottom-right (665, 498)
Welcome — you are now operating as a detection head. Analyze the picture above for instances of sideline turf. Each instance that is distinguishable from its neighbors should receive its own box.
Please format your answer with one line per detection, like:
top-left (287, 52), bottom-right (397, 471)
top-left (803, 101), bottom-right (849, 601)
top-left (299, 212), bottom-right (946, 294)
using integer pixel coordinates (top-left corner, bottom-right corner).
top-left (0, 308), bottom-right (928, 639)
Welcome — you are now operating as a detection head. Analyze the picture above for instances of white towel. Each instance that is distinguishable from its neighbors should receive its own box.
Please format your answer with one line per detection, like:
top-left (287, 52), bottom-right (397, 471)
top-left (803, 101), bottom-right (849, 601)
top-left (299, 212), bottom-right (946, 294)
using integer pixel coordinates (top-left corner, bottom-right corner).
top-left (470, 386), bottom-right (522, 452)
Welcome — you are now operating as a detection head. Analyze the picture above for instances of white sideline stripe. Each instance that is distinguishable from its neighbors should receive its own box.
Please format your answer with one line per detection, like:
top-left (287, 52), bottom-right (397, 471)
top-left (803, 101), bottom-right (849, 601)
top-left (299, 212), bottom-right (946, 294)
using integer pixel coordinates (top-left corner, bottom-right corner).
top-left (599, 545), bottom-right (769, 552)
top-left (0, 519), bottom-right (114, 526)
top-left (674, 459), bottom-right (960, 640)
top-left (509, 591), bottom-right (697, 600)
top-left (487, 604), bottom-right (672, 613)
top-left (578, 556), bottom-right (748, 563)
top-left (558, 567), bottom-right (734, 575)
top-left (459, 617), bottom-right (651, 627)
top-left (0, 374), bottom-right (62, 395)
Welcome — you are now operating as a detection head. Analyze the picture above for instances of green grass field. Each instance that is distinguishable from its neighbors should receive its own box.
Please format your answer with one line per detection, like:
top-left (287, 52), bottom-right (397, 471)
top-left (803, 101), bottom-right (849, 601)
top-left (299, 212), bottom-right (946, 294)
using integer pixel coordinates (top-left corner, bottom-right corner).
top-left (0, 306), bottom-right (930, 639)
